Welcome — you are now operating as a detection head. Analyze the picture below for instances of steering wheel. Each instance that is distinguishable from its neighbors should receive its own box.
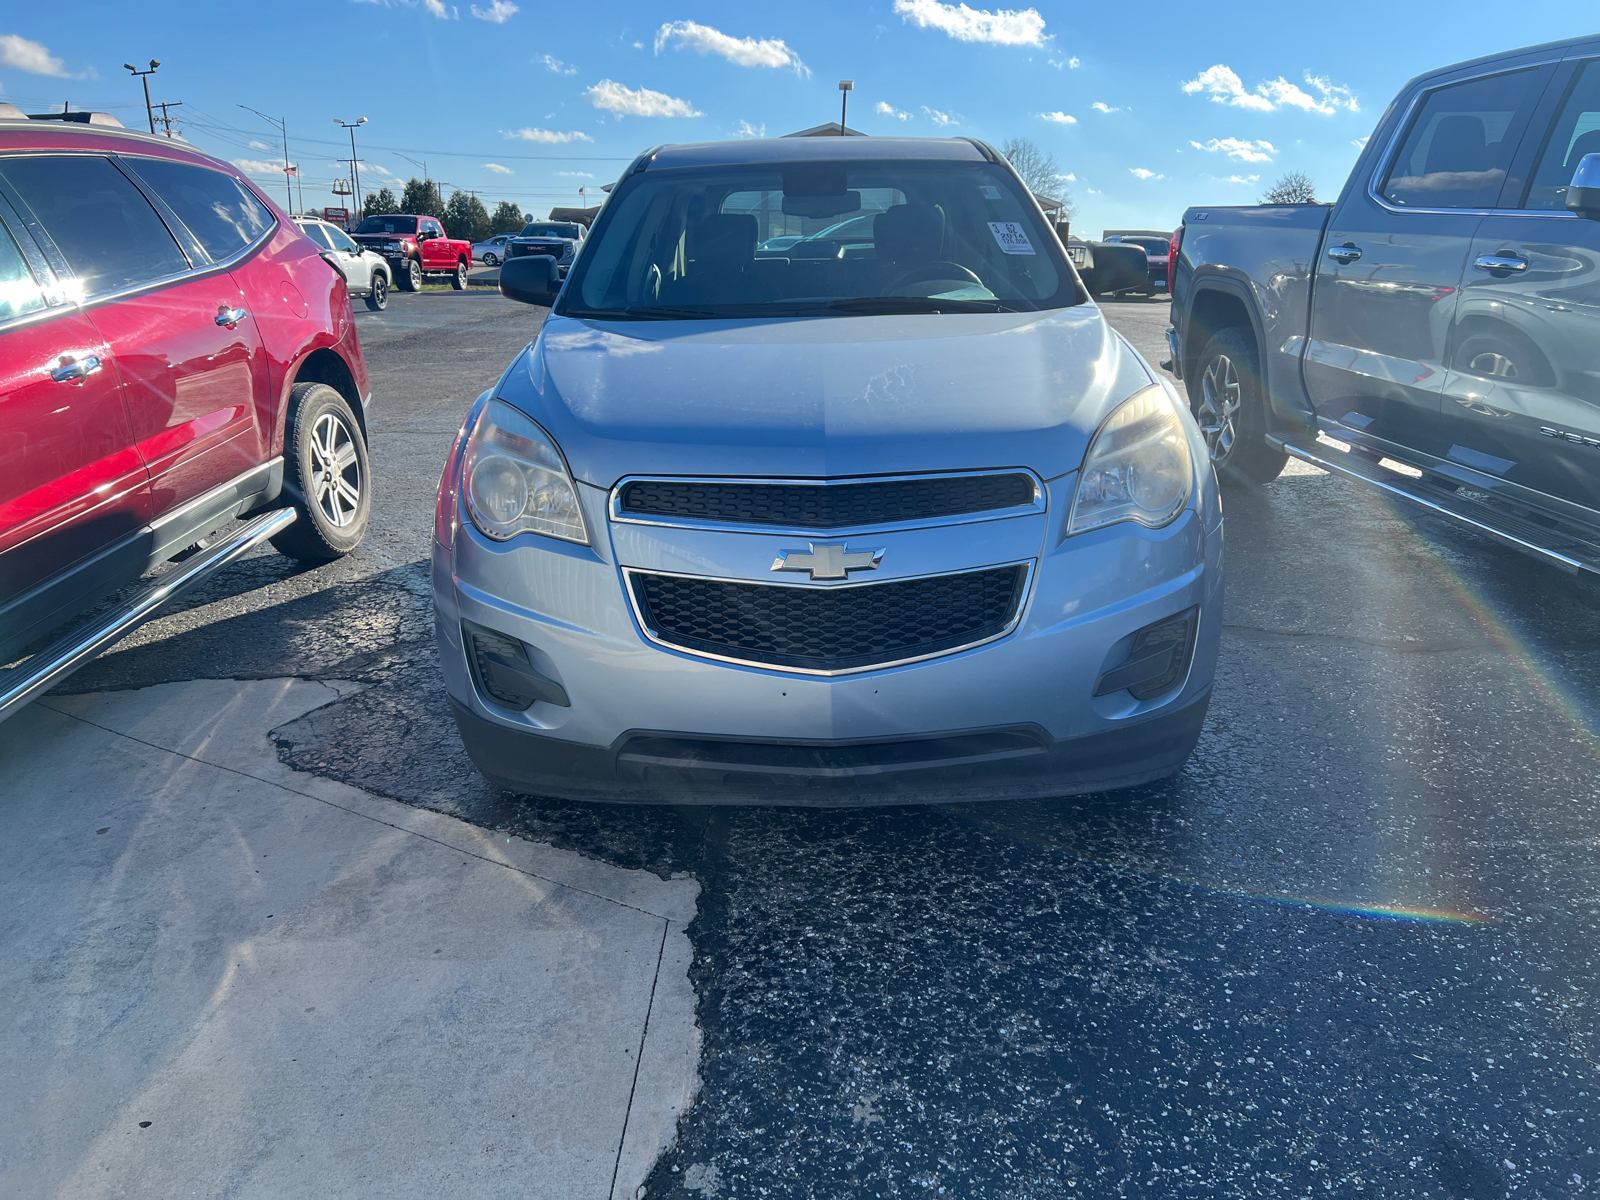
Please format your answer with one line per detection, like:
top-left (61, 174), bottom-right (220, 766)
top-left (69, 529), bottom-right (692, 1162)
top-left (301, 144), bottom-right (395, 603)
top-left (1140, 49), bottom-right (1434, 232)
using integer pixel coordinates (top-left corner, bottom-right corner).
top-left (883, 261), bottom-right (984, 295)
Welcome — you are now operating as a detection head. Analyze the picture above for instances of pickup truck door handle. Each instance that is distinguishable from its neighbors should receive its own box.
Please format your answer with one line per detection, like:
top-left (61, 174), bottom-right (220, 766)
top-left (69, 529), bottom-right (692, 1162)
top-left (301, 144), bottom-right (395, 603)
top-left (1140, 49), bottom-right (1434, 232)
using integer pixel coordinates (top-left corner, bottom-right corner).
top-left (50, 354), bottom-right (103, 383)
top-left (214, 306), bottom-right (249, 328)
top-left (1474, 253), bottom-right (1527, 273)
top-left (1326, 243), bottom-right (1362, 263)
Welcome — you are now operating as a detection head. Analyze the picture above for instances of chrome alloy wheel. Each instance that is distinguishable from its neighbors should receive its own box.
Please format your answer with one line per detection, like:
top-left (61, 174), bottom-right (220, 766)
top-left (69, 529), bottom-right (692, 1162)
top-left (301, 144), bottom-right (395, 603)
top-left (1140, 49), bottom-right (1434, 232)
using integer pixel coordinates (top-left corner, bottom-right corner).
top-left (309, 412), bottom-right (362, 527)
top-left (1197, 353), bottom-right (1242, 464)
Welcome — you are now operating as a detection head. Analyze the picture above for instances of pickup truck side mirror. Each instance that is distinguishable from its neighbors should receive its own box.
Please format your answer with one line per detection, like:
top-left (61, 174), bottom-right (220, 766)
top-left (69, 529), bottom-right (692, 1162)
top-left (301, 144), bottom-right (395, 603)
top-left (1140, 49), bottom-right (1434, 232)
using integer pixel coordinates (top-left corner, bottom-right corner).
top-left (1568, 153), bottom-right (1600, 221)
top-left (499, 254), bottom-right (561, 307)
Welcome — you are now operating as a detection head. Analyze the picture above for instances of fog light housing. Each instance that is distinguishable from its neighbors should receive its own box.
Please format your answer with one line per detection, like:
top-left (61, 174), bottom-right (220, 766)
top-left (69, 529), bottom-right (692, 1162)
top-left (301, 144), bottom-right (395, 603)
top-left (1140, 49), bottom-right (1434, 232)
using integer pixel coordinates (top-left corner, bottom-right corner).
top-left (1094, 607), bottom-right (1198, 701)
top-left (464, 621), bottom-right (570, 710)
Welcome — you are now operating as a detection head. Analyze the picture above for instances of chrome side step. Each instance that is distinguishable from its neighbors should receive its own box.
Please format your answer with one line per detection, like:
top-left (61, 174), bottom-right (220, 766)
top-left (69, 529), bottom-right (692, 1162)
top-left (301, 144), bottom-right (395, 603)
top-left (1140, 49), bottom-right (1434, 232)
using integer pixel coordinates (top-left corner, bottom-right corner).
top-left (0, 507), bottom-right (296, 725)
top-left (1271, 435), bottom-right (1600, 577)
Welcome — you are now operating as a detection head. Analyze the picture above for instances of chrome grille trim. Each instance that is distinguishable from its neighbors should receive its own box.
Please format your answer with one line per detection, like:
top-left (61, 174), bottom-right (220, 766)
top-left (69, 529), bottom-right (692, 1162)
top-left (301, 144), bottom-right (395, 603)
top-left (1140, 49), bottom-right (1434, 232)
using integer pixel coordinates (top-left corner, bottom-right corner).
top-left (622, 560), bottom-right (1036, 677)
top-left (608, 469), bottom-right (1046, 535)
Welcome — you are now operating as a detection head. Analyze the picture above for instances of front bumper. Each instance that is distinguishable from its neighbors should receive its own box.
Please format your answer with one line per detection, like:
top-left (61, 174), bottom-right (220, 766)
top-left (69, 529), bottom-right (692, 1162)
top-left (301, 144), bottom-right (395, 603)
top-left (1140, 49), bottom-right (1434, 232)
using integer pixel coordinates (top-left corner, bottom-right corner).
top-left (433, 472), bottom-right (1224, 805)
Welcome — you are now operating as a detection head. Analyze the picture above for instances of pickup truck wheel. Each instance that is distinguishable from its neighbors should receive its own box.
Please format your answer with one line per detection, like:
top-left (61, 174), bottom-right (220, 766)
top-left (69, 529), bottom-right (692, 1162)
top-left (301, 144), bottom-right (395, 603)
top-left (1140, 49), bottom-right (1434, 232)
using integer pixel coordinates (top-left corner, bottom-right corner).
top-left (451, 257), bottom-right (468, 290)
top-left (364, 271), bottom-right (388, 311)
top-left (398, 257), bottom-right (422, 292)
top-left (1191, 328), bottom-right (1288, 485)
top-left (270, 383), bottom-right (371, 562)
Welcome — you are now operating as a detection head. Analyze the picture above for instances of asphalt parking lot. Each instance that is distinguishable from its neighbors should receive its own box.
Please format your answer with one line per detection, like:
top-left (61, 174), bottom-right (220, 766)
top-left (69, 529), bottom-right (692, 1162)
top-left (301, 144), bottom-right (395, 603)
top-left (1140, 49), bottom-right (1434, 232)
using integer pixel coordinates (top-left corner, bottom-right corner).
top-left (23, 288), bottom-right (1600, 1197)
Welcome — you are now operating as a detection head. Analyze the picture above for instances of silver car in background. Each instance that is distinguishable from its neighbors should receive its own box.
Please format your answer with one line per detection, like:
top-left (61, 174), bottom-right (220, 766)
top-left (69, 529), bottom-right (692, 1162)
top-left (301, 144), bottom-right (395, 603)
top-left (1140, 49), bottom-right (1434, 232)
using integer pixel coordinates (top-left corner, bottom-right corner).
top-left (295, 217), bottom-right (391, 311)
top-left (473, 233), bottom-right (512, 265)
top-left (432, 137), bottom-right (1223, 804)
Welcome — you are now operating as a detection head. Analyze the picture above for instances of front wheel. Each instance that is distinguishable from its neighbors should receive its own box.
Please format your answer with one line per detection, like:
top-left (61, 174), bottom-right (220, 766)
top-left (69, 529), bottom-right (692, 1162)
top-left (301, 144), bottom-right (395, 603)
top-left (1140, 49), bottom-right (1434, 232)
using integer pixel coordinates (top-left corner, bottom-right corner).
top-left (270, 383), bottom-right (371, 562)
top-left (398, 257), bottom-right (422, 292)
top-left (364, 271), bottom-right (388, 311)
top-left (1189, 327), bottom-right (1288, 485)
top-left (483, 252), bottom-right (498, 267)
top-left (451, 257), bottom-right (468, 290)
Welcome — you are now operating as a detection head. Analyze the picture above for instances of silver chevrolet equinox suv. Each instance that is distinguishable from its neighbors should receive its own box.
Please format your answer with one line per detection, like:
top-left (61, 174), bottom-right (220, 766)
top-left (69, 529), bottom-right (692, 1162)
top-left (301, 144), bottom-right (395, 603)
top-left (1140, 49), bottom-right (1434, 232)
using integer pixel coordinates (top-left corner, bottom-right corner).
top-left (431, 136), bottom-right (1224, 804)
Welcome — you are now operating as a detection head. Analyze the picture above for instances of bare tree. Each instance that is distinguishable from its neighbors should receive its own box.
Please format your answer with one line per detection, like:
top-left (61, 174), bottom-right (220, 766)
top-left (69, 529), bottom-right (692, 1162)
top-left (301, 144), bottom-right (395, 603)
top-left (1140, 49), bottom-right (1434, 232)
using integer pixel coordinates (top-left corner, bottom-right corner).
top-left (1260, 171), bottom-right (1317, 204)
top-left (1001, 136), bottom-right (1076, 220)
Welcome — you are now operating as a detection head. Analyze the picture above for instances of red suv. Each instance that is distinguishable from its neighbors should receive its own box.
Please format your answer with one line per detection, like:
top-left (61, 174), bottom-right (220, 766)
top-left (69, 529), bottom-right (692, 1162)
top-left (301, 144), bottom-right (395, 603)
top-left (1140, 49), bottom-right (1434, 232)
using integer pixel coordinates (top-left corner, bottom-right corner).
top-left (0, 111), bottom-right (373, 716)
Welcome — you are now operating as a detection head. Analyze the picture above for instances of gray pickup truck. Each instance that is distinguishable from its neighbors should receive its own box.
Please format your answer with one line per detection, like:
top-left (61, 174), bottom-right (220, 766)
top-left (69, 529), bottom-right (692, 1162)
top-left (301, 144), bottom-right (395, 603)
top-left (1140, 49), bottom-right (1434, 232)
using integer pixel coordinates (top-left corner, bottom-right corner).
top-left (1168, 33), bottom-right (1600, 576)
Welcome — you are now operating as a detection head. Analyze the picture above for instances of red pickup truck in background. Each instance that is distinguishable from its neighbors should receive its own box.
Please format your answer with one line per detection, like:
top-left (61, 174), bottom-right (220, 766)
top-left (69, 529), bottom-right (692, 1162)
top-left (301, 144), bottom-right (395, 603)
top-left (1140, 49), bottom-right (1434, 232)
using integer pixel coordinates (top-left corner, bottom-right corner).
top-left (349, 213), bottom-right (471, 292)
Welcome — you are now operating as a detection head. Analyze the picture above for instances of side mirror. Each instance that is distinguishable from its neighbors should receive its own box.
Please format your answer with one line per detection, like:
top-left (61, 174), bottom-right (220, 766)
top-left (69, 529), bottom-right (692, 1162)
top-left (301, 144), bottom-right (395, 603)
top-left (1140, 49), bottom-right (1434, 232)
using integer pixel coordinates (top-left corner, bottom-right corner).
top-left (1568, 153), bottom-right (1600, 220)
top-left (499, 254), bottom-right (561, 307)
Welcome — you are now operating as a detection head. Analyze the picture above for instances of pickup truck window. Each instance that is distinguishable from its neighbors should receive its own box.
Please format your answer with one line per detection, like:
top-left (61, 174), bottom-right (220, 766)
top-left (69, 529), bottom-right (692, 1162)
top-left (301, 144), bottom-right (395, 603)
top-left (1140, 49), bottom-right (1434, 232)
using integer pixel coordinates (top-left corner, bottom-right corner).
top-left (0, 155), bottom-right (189, 297)
top-left (356, 216), bottom-right (419, 235)
top-left (129, 159), bottom-right (274, 262)
top-left (1524, 60), bottom-right (1600, 210)
top-left (1380, 68), bottom-right (1544, 210)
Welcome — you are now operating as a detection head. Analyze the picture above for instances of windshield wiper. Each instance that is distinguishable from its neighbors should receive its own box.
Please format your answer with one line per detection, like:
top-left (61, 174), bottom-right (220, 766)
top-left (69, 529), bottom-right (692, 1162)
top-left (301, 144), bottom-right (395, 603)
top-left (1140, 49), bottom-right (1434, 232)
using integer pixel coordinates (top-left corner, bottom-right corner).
top-left (619, 305), bottom-right (727, 320)
top-left (808, 296), bottom-right (1022, 315)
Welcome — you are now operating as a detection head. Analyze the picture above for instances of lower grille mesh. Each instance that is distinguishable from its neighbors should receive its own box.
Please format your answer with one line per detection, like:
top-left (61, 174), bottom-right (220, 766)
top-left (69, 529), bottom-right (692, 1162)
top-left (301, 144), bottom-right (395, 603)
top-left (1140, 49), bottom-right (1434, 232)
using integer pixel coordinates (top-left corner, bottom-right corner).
top-left (629, 565), bottom-right (1028, 672)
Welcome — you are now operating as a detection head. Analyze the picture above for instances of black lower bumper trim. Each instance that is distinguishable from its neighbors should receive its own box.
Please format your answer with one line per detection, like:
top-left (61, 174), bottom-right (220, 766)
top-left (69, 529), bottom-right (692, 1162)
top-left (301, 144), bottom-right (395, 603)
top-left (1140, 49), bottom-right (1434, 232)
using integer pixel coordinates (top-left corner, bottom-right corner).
top-left (449, 691), bottom-right (1211, 806)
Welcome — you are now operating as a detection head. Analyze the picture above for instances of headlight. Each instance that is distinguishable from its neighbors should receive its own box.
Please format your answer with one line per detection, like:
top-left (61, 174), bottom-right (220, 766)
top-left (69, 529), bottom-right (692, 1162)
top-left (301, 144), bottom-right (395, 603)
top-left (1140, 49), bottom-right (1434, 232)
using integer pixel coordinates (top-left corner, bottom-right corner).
top-left (461, 399), bottom-right (589, 544)
top-left (1067, 384), bottom-right (1194, 536)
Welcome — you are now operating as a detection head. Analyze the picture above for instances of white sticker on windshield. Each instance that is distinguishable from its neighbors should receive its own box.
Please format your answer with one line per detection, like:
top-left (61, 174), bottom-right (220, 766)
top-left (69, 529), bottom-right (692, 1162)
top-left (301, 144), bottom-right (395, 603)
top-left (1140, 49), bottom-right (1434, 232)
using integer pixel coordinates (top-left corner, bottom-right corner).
top-left (988, 221), bottom-right (1036, 255)
top-left (978, 185), bottom-right (1002, 200)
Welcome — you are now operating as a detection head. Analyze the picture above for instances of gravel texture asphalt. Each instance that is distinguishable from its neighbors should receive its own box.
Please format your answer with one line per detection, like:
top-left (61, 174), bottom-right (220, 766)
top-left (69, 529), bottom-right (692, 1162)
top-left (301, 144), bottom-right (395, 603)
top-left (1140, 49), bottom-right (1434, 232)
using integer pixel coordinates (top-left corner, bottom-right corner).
top-left (53, 289), bottom-right (1600, 1199)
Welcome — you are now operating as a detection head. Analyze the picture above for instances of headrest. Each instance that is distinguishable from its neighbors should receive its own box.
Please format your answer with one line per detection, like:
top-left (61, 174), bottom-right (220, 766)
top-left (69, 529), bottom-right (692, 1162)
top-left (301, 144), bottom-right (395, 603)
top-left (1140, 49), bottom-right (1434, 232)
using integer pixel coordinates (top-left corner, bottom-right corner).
top-left (874, 204), bottom-right (943, 262)
top-left (690, 213), bottom-right (758, 267)
top-left (1425, 115), bottom-right (1488, 176)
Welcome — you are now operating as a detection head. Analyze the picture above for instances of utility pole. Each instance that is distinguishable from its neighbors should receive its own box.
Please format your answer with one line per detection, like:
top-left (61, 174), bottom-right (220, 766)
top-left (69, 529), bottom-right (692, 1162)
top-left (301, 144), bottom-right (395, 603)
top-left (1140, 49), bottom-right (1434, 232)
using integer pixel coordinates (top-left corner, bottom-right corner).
top-left (337, 118), bottom-right (368, 218)
top-left (838, 80), bottom-right (853, 136)
top-left (153, 100), bottom-right (182, 139)
top-left (239, 104), bottom-right (293, 213)
top-left (123, 61), bottom-right (160, 134)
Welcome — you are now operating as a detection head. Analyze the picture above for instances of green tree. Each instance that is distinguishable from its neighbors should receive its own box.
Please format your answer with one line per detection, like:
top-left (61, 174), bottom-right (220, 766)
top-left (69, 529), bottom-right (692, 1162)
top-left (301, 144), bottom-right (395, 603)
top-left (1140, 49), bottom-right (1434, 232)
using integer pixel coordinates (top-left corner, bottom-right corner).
top-left (361, 187), bottom-right (398, 220)
top-left (399, 176), bottom-right (446, 219)
top-left (488, 200), bottom-right (525, 235)
top-left (444, 190), bottom-right (492, 242)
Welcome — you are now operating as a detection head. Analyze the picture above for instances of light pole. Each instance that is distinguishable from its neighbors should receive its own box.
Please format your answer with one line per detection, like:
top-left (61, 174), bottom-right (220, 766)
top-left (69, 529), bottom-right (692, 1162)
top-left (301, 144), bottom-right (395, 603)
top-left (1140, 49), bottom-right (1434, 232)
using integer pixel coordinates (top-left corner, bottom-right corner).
top-left (124, 61), bottom-right (160, 134)
top-left (838, 80), bottom-right (853, 136)
top-left (337, 118), bottom-right (369, 217)
top-left (239, 105), bottom-right (293, 213)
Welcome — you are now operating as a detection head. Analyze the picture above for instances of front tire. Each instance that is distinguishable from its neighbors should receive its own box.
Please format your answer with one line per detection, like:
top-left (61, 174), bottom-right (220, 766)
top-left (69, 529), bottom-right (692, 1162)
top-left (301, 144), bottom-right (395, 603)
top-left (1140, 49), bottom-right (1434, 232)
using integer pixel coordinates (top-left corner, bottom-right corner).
top-left (270, 383), bottom-right (371, 562)
top-left (1189, 327), bottom-right (1288, 485)
top-left (483, 252), bottom-right (498, 267)
top-left (451, 257), bottom-right (468, 290)
top-left (398, 257), bottom-right (422, 292)
top-left (364, 271), bottom-right (388, 311)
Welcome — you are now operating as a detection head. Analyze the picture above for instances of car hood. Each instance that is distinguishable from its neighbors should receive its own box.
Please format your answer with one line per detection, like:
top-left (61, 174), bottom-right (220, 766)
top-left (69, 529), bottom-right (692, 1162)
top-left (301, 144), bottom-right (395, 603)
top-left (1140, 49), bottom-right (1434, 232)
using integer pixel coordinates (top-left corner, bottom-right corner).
top-left (499, 307), bottom-right (1154, 487)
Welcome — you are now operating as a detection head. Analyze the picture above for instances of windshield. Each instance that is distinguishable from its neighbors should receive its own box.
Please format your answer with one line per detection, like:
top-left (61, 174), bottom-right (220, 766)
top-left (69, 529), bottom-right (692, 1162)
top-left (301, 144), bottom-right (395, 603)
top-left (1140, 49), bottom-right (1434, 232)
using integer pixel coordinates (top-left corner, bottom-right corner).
top-left (563, 159), bottom-right (1077, 319)
top-left (355, 216), bottom-right (418, 235)
top-left (521, 223), bottom-right (581, 238)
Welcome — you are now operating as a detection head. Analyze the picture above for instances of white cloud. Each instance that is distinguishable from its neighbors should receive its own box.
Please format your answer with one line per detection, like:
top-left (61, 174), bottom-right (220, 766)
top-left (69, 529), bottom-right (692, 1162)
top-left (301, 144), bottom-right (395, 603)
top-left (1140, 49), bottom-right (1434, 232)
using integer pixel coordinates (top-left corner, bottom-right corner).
top-left (538, 54), bottom-right (577, 74)
top-left (654, 20), bottom-right (808, 76)
top-left (921, 106), bottom-right (958, 127)
top-left (422, 0), bottom-right (455, 17)
top-left (502, 126), bottom-right (595, 143)
top-left (470, 0), bottom-right (516, 21)
top-left (892, 0), bottom-right (1047, 48)
top-left (232, 158), bottom-right (288, 175)
top-left (1129, 168), bottom-right (1163, 180)
top-left (1091, 102), bottom-right (1120, 114)
top-left (1086, 187), bottom-right (1100, 195)
top-left (559, 171), bottom-right (595, 178)
top-left (1352, 134), bottom-right (1370, 149)
top-left (583, 79), bottom-right (702, 118)
top-left (249, 139), bottom-right (270, 150)
top-left (483, 163), bottom-right (514, 174)
top-left (1190, 137), bottom-right (1276, 163)
top-left (1068, 56), bottom-right (1080, 69)
top-left (1226, 174), bottom-right (1261, 184)
top-left (1038, 111), bottom-right (1076, 125)
top-left (735, 120), bottom-right (766, 138)
top-left (1059, 172), bottom-right (1076, 181)
top-left (365, 164), bottom-right (397, 177)
top-left (0, 33), bottom-right (85, 77)
top-left (876, 101), bottom-right (911, 121)
top-left (1182, 65), bottom-right (1358, 115)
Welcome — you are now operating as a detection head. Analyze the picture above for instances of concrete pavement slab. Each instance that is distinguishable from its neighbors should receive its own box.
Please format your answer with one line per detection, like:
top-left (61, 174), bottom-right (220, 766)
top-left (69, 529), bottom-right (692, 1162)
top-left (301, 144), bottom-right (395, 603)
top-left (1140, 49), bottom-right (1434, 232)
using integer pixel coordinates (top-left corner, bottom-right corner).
top-left (0, 680), bottom-right (698, 1199)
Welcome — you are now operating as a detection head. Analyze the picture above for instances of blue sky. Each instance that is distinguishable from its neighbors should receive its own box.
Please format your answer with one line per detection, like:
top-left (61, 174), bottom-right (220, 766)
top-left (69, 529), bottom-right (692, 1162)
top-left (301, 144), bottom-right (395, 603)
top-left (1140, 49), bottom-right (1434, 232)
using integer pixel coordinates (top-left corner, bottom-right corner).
top-left (1, 2), bottom-right (1594, 234)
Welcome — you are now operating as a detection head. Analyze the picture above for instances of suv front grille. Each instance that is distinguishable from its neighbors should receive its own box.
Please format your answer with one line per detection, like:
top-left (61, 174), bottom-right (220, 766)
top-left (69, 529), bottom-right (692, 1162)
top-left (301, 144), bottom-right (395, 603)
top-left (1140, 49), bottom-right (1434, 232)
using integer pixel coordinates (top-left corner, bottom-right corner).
top-left (628, 564), bottom-right (1029, 673)
top-left (617, 473), bottom-right (1037, 530)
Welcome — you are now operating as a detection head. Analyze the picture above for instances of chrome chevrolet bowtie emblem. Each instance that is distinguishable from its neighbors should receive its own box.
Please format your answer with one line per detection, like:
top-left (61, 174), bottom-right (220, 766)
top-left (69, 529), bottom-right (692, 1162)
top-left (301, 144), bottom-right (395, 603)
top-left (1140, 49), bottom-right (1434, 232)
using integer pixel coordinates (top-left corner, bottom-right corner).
top-left (771, 543), bottom-right (884, 581)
